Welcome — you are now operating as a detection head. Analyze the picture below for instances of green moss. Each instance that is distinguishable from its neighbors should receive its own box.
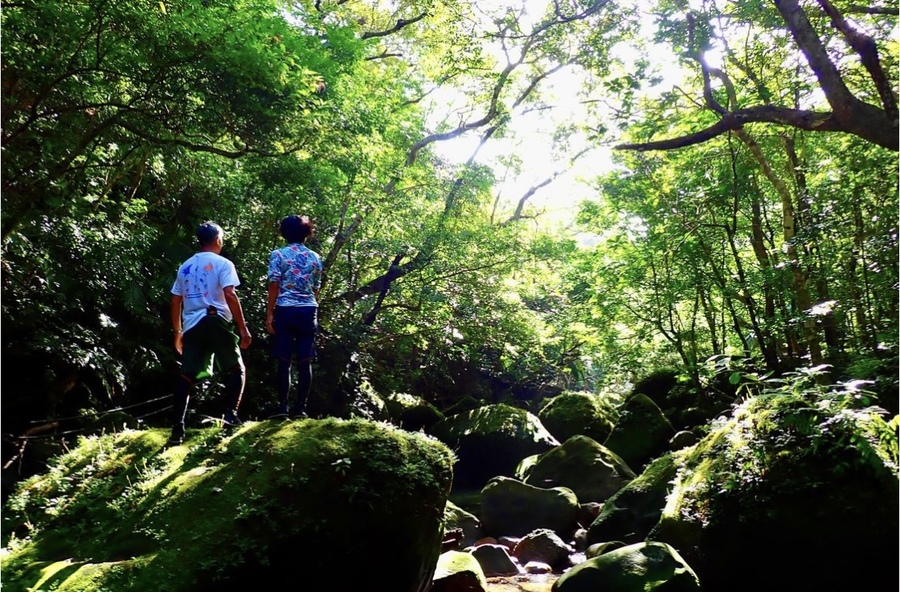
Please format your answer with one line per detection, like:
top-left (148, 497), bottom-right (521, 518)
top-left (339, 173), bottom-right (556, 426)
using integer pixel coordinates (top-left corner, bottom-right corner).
top-left (538, 392), bottom-right (617, 444)
top-left (429, 403), bottom-right (558, 489)
top-left (433, 550), bottom-right (487, 588)
top-left (602, 393), bottom-right (674, 469)
top-left (385, 392), bottom-right (445, 431)
top-left (650, 395), bottom-right (899, 591)
top-left (3, 419), bottom-right (455, 592)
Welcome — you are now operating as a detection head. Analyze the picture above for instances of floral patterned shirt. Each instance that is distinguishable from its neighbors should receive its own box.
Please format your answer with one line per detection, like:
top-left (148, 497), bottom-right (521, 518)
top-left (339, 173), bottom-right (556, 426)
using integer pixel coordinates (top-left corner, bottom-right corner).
top-left (267, 243), bottom-right (323, 307)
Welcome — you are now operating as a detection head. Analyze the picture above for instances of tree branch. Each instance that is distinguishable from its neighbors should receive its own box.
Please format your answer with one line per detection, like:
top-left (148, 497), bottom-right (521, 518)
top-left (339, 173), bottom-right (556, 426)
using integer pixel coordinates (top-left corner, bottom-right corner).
top-left (615, 106), bottom-right (842, 151)
top-left (361, 12), bottom-right (427, 40)
top-left (816, 0), bottom-right (898, 120)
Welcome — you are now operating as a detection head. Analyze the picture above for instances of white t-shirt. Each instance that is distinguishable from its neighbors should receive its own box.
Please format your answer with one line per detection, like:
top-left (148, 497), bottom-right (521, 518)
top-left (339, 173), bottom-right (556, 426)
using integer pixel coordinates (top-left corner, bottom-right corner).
top-left (171, 252), bottom-right (241, 333)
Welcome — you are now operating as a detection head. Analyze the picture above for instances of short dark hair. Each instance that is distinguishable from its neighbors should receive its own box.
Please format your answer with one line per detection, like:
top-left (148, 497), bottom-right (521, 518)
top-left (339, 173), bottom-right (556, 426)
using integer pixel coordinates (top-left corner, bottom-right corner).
top-left (197, 221), bottom-right (223, 246)
top-left (280, 215), bottom-right (313, 244)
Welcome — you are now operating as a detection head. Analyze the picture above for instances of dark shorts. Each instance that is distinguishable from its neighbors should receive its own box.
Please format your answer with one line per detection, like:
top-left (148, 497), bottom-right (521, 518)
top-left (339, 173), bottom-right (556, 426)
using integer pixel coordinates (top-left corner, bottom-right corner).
top-left (272, 306), bottom-right (318, 361)
top-left (181, 315), bottom-right (243, 380)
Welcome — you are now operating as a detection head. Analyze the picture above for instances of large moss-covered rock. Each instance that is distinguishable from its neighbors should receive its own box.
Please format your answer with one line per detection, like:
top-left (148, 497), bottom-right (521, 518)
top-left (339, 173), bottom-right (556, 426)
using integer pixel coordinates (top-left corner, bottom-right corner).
top-left (603, 393), bottom-right (674, 470)
top-left (430, 550), bottom-right (488, 592)
top-left (1, 418), bottom-right (454, 592)
top-left (630, 369), bottom-right (731, 432)
top-left (429, 404), bottom-right (559, 490)
top-left (524, 435), bottom-right (636, 504)
top-left (552, 541), bottom-right (700, 592)
top-left (649, 395), bottom-right (900, 592)
top-left (386, 392), bottom-right (445, 432)
top-left (480, 476), bottom-right (579, 539)
top-left (631, 369), bottom-right (679, 408)
top-left (587, 453), bottom-right (678, 545)
top-left (537, 392), bottom-right (618, 444)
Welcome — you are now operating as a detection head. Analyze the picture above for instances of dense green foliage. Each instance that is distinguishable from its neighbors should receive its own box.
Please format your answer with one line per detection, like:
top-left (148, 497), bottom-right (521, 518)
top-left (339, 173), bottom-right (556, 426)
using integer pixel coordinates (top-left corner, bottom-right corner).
top-left (2, 0), bottom-right (896, 498)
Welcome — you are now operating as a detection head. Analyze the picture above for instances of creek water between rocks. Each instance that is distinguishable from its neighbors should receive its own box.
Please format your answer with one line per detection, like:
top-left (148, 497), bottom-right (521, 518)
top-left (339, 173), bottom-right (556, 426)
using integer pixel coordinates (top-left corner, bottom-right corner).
top-left (484, 573), bottom-right (560, 592)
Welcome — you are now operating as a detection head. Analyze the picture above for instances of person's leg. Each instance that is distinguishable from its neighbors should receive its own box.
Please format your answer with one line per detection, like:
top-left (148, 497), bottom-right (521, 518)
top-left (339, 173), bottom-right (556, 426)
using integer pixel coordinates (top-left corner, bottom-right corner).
top-left (210, 316), bottom-right (245, 424)
top-left (222, 362), bottom-right (245, 424)
top-left (170, 323), bottom-right (210, 443)
top-left (294, 359), bottom-right (312, 418)
top-left (292, 307), bottom-right (318, 418)
top-left (169, 374), bottom-right (193, 442)
top-left (272, 307), bottom-right (295, 416)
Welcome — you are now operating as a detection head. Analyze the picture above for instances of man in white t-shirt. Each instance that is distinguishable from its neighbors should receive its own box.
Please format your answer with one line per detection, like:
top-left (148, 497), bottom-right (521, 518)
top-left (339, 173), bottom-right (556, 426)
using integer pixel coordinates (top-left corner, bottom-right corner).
top-left (168, 221), bottom-right (252, 444)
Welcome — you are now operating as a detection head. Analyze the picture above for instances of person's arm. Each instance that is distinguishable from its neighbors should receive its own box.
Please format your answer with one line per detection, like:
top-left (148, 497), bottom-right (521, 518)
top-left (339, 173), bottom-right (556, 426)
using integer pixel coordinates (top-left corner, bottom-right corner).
top-left (223, 285), bottom-right (252, 349)
top-left (170, 294), bottom-right (184, 355)
top-left (266, 282), bottom-right (279, 335)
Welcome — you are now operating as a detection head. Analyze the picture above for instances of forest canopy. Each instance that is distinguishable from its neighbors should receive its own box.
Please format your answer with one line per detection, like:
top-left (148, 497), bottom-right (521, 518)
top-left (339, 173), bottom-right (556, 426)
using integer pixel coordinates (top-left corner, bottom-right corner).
top-left (1, 0), bottom-right (897, 460)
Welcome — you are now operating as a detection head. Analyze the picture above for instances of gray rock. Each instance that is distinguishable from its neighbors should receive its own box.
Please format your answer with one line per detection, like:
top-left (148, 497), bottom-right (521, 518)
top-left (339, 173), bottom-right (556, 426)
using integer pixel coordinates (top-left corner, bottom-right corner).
top-left (523, 561), bottom-right (552, 574)
top-left (513, 528), bottom-right (572, 571)
top-left (669, 430), bottom-right (697, 451)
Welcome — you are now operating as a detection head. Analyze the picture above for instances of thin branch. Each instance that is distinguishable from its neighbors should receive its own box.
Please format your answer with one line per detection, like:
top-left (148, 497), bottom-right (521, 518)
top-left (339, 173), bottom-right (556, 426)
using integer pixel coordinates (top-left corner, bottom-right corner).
top-left (845, 4), bottom-right (899, 15)
top-left (365, 51), bottom-right (404, 61)
top-left (361, 12), bottom-right (427, 39)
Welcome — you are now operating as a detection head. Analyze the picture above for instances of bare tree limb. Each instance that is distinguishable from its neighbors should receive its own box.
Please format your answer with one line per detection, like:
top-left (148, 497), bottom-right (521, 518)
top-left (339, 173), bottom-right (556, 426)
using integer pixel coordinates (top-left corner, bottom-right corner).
top-left (618, 1), bottom-right (898, 151)
top-left (616, 105), bottom-right (843, 151)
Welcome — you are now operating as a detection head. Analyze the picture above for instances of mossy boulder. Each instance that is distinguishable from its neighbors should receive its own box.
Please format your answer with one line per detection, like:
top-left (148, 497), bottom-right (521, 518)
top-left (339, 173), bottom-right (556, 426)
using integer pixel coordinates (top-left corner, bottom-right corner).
top-left (1, 418), bottom-right (454, 592)
top-left (514, 452), bottom-right (541, 481)
top-left (429, 404), bottom-right (559, 490)
top-left (603, 393), bottom-right (674, 470)
top-left (537, 391), bottom-right (618, 444)
top-left (552, 541), bottom-right (700, 592)
top-left (631, 369), bottom-right (679, 408)
top-left (524, 435), bottom-right (636, 504)
top-left (385, 392), bottom-right (445, 432)
top-left (430, 550), bottom-right (488, 591)
top-left (630, 369), bottom-right (730, 432)
top-left (480, 476), bottom-right (579, 539)
top-left (442, 395), bottom-right (483, 417)
top-left (443, 499), bottom-right (482, 548)
top-left (648, 395), bottom-right (900, 591)
top-left (587, 453), bottom-right (678, 545)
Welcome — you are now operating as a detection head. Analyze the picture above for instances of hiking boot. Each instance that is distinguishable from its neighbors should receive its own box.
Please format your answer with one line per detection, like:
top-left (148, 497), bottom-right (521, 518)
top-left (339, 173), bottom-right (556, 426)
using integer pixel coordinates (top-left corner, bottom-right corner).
top-left (167, 424), bottom-right (185, 445)
top-left (223, 411), bottom-right (242, 427)
top-left (269, 403), bottom-right (289, 420)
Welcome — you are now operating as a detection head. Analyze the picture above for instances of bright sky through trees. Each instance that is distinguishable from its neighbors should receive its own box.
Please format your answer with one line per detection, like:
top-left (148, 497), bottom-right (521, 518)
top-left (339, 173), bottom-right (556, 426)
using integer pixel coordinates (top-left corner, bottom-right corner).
top-left (424, 0), bottom-right (693, 228)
